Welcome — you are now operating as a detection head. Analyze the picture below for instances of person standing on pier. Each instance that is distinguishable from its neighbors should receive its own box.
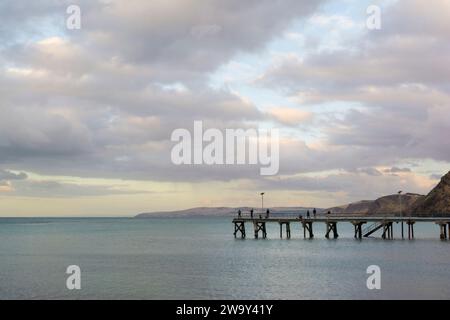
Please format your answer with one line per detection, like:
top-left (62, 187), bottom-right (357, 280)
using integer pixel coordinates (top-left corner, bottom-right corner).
top-left (238, 209), bottom-right (241, 218)
top-left (266, 209), bottom-right (270, 219)
top-left (313, 208), bottom-right (317, 218)
top-left (250, 209), bottom-right (254, 219)
top-left (306, 210), bottom-right (310, 218)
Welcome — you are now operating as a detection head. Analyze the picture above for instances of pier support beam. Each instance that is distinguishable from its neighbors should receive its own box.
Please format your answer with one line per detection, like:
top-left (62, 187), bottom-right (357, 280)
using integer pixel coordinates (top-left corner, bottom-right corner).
top-left (352, 221), bottom-right (366, 239)
top-left (401, 221), bottom-right (404, 239)
top-left (441, 224), bottom-right (447, 240)
top-left (233, 221), bottom-right (246, 239)
top-left (407, 220), bottom-right (415, 239)
top-left (302, 221), bottom-right (314, 239)
top-left (325, 222), bottom-right (338, 239)
top-left (279, 222), bottom-right (291, 239)
top-left (253, 221), bottom-right (267, 239)
top-left (437, 222), bottom-right (448, 240)
top-left (382, 222), bottom-right (394, 240)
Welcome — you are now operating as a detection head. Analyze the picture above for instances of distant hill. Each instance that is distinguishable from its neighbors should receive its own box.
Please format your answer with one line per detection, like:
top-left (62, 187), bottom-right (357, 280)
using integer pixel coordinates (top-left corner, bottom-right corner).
top-left (135, 206), bottom-right (323, 218)
top-left (411, 171), bottom-right (450, 216)
top-left (326, 200), bottom-right (373, 214)
top-left (327, 193), bottom-right (424, 215)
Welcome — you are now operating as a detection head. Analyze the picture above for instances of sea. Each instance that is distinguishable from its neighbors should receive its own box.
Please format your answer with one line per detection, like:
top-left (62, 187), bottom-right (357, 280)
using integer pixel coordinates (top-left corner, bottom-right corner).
top-left (0, 217), bottom-right (449, 300)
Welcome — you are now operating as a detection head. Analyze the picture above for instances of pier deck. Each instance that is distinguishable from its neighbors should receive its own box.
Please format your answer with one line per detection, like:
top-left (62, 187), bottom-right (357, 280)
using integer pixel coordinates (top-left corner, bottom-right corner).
top-left (232, 216), bottom-right (450, 240)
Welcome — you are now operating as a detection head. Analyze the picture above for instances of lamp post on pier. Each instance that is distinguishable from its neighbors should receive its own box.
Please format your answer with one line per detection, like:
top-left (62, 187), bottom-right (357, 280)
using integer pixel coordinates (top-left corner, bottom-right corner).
top-left (260, 192), bottom-right (265, 213)
top-left (398, 190), bottom-right (404, 239)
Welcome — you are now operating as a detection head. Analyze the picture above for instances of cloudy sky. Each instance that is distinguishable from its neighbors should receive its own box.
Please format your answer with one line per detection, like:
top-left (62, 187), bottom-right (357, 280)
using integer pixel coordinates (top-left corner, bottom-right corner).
top-left (0, 0), bottom-right (449, 216)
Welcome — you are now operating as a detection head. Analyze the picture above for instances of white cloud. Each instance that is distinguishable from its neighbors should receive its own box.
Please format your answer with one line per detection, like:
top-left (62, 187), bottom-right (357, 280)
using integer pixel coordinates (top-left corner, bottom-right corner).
top-left (267, 107), bottom-right (312, 126)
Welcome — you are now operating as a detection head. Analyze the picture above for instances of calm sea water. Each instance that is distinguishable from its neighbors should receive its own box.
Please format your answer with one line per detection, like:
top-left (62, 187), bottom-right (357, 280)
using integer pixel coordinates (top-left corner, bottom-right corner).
top-left (0, 217), bottom-right (449, 300)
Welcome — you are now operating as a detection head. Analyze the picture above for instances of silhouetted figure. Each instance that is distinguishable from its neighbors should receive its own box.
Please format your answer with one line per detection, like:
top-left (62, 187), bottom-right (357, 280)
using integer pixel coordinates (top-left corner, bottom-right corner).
top-left (250, 209), bottom-right (254, 219)
top-left (259, 214), bottom-right (262, 219)
top-left (313, 208), bottom-right (317, 218)
top-left (238, 209), bottom-right (241, 218)
top-left (306, 210), bottom-right (310, 218)
top-left (299, 214), bottom-right (303, 221)
top-left (266, 209), bottom-right (270, 219)
top-left (327, 210), bottom-right (331, 216)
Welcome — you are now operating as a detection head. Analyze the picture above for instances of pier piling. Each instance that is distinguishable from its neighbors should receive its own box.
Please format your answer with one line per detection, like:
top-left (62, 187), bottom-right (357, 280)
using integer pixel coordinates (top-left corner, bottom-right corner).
top-left (233, 221), bottom-right (246, 239)
top-left (381, 222), bottom-right (394, 240)
top-left (279, 221), bottom-right (291, 239)
top-left (253, 221), bottom-right (267, 239)
top-left (325, 221), bottom-right (338, 239)
top-left (401, 222), bottom-right (404, 239)
top-left (352, 221), bottom-right (366, 239)
top-left (302, 221), bottom-right (314, 239)
top-left (437, 222), bottom-right (448, 240)
top-left (407, 220), bottom-right (415, 239)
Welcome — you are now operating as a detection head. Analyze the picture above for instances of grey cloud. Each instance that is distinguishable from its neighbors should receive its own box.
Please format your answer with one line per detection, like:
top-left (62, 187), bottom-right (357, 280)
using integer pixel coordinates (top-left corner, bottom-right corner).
top-left (384, 167), bottom-right (411, 173)
top-left (2, 0), bottom-right (325, 83)
top-left (10, 180), bottom-right (151, 198)
top-left (0, 169), bottom-right (27, 193)
top-left (356, 167), bottom-right (382, 176)
top-left (80, 0), bottom-right (325, 80)
top-left (372, 0), bottom-right (450, 39)
top-left (0, 169), bottom-right (27, 181)
top-left (255, 170), bottom-right (430, 201)
top-left (259, 0), bottom-right (450, 103)
top-left (260, 1), bottom-right (450, 95)
top-left (260, 42), bottom-right (450, 99)
top-left (324, 106), bottom-right (450, 163)
top-left (1, 0), bottom-right (324, 185)
top-left (0, 104), bottom-right (94, 163)
top-left (190, 24), bottom-right (223, 38)
top-left (430, 174), bottom-right (442, 180)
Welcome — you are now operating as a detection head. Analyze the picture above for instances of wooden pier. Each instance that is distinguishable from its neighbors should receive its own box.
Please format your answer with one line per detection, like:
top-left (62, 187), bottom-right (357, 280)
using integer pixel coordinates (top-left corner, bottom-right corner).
top-left (232, 216), bottom-right (450, 240)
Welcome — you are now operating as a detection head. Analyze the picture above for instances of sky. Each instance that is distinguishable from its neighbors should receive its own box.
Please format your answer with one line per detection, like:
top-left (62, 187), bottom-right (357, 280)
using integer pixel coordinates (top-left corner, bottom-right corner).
top-left (0, 0), bottom-right (449, 217)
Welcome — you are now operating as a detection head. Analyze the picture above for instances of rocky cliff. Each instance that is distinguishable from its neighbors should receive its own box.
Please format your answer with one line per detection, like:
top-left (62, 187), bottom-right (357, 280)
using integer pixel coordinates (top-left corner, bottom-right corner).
top-left (328, 193), bottom-right (424, 215)
top-left (410, 171), bottom-right (450, 216)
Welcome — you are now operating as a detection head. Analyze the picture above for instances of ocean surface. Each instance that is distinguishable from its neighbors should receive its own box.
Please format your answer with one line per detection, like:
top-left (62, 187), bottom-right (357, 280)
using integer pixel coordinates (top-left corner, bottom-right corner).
top-left (0, 217), bottom-right (449, 300)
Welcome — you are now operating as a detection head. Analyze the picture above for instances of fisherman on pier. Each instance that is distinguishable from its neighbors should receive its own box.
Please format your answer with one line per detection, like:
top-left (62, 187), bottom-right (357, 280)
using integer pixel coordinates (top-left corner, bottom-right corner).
top-left (250, 209), bottom-right (254, 219)
top-left (313, 208), bottom-right (317, 218)
top-left (238, 209), bottom-right (241, 218)
top-left (307, 210), bottom-right (310, 218)
top-left (266, 209), bottom-right (270, 219)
